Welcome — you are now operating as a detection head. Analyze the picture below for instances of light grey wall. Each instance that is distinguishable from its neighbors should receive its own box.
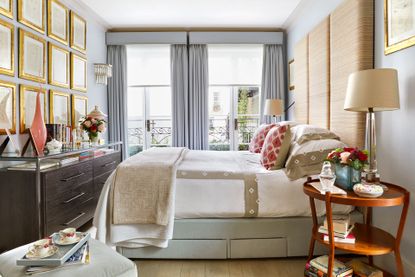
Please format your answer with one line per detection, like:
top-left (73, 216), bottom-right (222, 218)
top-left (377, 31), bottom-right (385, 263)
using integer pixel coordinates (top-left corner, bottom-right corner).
top-left (286, 0), bottom-right (415, 275)
top-left (0, 0), bottom-right (108, 150)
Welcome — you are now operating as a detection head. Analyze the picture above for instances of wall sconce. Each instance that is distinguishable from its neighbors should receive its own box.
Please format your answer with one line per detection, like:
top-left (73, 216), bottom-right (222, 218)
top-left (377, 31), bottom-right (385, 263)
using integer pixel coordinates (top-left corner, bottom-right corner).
top-left (94, 63), bottom-right (112, 85)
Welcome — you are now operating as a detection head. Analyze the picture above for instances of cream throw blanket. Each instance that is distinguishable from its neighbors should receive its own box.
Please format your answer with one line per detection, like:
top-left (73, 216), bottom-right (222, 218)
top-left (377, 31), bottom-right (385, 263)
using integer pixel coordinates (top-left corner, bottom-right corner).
top-left (111, 147), bottom-right (188, 225)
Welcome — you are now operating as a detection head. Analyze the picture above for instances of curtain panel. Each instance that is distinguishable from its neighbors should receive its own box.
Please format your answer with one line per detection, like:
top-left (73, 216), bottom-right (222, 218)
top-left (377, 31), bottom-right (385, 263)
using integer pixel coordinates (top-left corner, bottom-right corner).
top-left (260, 44), bottom-right (286, 124)
top-left (107, 45), bottom-right (128, 159)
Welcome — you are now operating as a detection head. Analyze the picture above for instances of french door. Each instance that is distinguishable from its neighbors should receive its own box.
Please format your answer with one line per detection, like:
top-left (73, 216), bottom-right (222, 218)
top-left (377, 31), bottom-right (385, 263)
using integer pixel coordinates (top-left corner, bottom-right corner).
top-left (208, 85), bottom-right (260, 151)
top-left (127, 86), bottom-right (172, 156)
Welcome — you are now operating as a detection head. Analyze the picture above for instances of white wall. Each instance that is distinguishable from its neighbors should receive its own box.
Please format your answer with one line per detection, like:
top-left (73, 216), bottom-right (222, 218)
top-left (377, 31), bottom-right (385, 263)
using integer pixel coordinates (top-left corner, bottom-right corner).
top-left (286, 0), bottom-right (415, 275)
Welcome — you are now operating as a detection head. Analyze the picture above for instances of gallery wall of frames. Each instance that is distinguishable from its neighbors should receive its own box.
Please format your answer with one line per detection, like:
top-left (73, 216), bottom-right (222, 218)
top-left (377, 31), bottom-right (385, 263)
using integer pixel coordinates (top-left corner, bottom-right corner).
top-left (0, 0), bottom-right (90, 136)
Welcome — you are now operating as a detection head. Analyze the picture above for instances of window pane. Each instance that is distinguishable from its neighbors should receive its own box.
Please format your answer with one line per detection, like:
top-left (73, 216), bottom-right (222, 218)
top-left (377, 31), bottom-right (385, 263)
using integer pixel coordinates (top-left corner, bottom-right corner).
top-left (208, 44), bottom-right (263, 85)
top-left (148, 87), bottom-right (172, 147)
top-left (208, 87), bottom-right (231, 151)
top-left (127, 45), bottom-right (170, 86)
top-left (127, 87), bottom-right (144, 156)
top-left (237, 86), bottom-right (260, 150)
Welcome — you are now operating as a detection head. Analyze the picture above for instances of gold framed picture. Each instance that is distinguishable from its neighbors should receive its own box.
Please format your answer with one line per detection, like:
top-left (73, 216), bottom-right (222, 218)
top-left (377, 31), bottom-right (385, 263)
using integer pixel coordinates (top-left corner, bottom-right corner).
top-left (0, 80), bottom-right (16, 134)
top-left (50, 90), bottom-right (70, 125)
top-left (70, 53), bottom-right (87, 92)
top-left (70, 11), bottom-right (86, 53)
top-left (288, 59), bottom-right (295, 91)
top-left (47, 0), bottom-right (68, 45)
top-left (71, 94), bottom-right (87, 128)
top-left (19, 29), bottom-right (46, 83)
top-left (0, 19), bottom-right (14, 76)
top-left (48, 42), bottom-right (69, 88)
top-left (384, 0), bottom-right (415, 54)
top-left (18, 0), bottom-right (45, 34)
top-left (0, 0), bottom-right (13, 18)
top-left (19, 85), bottom-right (47, 133)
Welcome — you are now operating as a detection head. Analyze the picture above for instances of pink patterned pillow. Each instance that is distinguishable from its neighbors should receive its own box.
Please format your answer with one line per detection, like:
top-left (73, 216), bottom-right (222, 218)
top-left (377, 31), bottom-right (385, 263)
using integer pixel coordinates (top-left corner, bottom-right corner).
top-left (249, 123), bottom-right (277, 153)
top-left (260, 125), bottom-right (292, 170)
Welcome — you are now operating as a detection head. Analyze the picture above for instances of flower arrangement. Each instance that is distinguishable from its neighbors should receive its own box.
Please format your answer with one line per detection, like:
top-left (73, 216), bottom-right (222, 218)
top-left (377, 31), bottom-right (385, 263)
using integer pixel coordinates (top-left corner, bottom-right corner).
top-left (326, 147), bottom-right (369, 170)
top-left (79, 116), bottom-right (106, 142)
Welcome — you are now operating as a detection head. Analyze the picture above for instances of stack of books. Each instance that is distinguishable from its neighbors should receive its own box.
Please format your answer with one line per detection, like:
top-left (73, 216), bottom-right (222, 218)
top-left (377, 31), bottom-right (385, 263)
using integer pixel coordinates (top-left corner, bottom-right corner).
top-left (305, 255), bottom-right (353, 277)
top-left (60, 156), bottom-right (80, 165)
top-left (346, 259), bottom-right (383, 277)
top-left (318, 214), bottom-right (355, 244)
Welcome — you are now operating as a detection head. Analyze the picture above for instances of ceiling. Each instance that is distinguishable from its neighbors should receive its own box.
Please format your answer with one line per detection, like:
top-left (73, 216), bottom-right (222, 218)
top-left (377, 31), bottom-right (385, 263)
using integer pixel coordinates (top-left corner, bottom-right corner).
top-left (81, 0), bottom-right (302, 29)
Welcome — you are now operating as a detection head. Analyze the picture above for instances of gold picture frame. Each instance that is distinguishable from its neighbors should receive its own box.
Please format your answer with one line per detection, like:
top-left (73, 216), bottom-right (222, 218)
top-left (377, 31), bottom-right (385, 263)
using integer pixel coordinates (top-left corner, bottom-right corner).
top-left (384, 0), bottom-right (415, 55)
top-left (19, 29), bottom-right (46, 83)
top-left (288, 59), bottom-right (295, 91)
top-left (0, 0), bottom-right (13, 19)
top-left (47, 0), bottom-right (68, 45)
top-left (19, 85), bottom-right (47, 133)
top-left (0, 80), bottom-right (16, 134)
top-left (70, 53), bottom-right (87, 92)
top-left (70, 11), bottom-right (87, 53)
top-left (71, 94), bottom-right (87, 128)
top-left (0, 19), bottom-right (14, 76)
top-left (49, 90), bottom-right (70, 125)
top-left (18, 0), bottom-right (45, 34)
top-left (48, 42), bottom-right (69, 88)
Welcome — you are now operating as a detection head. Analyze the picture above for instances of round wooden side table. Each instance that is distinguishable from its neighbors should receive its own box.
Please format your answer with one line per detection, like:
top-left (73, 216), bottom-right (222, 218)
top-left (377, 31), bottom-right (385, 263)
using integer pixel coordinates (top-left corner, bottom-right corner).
top-left (303, 178), bottom-right (410, 277)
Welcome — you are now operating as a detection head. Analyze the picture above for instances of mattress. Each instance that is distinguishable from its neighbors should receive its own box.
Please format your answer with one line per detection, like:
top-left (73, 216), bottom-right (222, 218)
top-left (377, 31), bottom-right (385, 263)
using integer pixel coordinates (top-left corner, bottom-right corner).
top-left (175, 150), bottom-right (352, 218)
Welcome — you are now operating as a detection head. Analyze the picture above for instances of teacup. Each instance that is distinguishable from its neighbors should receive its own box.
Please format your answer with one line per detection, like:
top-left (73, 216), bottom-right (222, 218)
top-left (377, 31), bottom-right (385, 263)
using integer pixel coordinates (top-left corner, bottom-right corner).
top-left (29, 239), bottom-right (51, 257)
top-left (59, 228), bottom-right (77, 243)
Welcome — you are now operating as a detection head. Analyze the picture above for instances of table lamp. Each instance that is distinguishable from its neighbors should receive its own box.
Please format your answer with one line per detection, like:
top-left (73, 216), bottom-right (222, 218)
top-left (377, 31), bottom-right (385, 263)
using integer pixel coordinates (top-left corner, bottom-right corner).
top-left (344, 68), bottom-right (400, 182)
top-left (264, 99), bottom-right (283, 123)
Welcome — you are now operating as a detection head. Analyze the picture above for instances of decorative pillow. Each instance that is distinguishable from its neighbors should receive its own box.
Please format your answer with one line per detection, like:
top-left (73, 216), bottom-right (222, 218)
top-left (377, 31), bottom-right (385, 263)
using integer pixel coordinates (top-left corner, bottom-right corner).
top-left (285, 139), bottom-right (347, 180)
top-left (249, 123), bottom-right (277, 153)
top-left (260, 125), bottom-right (292, 170)
top-left (291, 124), bottom-right (340, 144)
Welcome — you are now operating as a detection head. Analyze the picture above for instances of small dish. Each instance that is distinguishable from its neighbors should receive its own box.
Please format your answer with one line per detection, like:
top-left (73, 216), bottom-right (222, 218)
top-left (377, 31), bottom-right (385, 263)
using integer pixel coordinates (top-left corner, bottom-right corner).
top-left (53, 234), bottom-right (82, 246)
top-left (26, 245), bottom-right (58, 259)
top-left (353, 183), bottom-right (384, 198)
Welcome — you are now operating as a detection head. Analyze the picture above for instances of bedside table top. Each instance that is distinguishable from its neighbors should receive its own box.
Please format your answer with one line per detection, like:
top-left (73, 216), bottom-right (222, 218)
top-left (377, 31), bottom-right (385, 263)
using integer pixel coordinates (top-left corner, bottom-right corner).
top-left (303, 179), bottom-right (409, 207)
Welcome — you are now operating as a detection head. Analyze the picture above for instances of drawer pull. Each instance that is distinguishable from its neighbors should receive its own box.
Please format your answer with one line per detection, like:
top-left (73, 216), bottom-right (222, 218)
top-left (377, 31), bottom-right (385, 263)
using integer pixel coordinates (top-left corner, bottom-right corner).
top-left (61, 172), bottom-right (85, 182)
top-left (63, 192), bottom-right (86, 204)
top-left (63, 212), bottom-right (86, 226)
top-left (102, 161), bottom-right (116, 168)
top-left (81, 197), bottom-right (94, 204)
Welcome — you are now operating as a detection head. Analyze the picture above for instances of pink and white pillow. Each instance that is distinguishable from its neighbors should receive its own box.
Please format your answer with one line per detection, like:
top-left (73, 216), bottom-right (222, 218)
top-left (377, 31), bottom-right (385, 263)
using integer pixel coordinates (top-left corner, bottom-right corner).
top-left (248, 123), bottom-right (277, 153)
top-left (260, 125), bottom-right (292, 170)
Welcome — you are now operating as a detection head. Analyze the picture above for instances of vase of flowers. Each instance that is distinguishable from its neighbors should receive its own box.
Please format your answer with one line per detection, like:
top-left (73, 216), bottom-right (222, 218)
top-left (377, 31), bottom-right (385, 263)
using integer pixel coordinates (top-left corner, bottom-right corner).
top-left (326, 147), bottom-right (369, 190)
top-left (79, 116), bottom-right (106, 144)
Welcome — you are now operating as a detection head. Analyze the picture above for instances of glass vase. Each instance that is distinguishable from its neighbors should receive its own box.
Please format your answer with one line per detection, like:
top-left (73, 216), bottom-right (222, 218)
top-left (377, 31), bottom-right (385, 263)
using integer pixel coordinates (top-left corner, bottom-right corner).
top-left (334, 164), bottom-right (361, 191)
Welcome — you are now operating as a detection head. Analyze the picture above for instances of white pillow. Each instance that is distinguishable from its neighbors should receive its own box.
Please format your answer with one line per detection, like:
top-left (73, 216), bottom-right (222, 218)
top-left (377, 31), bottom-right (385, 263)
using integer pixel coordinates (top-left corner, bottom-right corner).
top-left (290, 124), bottom-right (340, 144)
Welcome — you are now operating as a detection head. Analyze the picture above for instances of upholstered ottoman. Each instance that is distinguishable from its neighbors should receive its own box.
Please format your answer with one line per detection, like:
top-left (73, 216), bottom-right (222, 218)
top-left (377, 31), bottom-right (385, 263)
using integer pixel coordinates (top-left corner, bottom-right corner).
top-left (0, 239), bottom-right (137, 277)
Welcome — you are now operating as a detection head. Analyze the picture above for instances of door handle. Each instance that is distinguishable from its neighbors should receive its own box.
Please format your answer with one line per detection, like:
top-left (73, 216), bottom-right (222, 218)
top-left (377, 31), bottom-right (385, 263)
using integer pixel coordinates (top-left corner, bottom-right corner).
top-left (146, 120), bottom-right (150, 132)
top-left (234, 118), bottom-right (238, 130)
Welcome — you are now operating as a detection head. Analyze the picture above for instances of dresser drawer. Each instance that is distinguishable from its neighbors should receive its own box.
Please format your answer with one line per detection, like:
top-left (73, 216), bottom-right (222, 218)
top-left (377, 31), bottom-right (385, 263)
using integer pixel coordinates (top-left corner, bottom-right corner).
top-left (94, 171), bottom-right (112, 196)
top-left (43, 161), bottom-right (93, 196)
top-left (93, 152), bottom-right (121, 177)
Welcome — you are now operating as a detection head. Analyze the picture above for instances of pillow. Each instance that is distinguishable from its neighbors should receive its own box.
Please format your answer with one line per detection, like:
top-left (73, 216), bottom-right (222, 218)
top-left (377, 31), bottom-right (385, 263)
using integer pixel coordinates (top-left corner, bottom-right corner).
top-left (260, 125), bottom-right (292, 170)
top-left (291, 124), bottom-right (340, 144)
top-left (249, 123), bottom-right (277, 153)
top-left (284, 139), bottom-right (347, 180)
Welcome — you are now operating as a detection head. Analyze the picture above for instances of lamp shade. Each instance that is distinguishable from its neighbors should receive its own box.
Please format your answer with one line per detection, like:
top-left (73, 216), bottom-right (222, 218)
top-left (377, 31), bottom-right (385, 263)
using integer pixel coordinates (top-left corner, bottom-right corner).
top-left (344, 68), bottom-right (400, 112)
top-left (87, 105), bottom-right (107, 120)
top-left (264, 99), bottom-right (283, 116)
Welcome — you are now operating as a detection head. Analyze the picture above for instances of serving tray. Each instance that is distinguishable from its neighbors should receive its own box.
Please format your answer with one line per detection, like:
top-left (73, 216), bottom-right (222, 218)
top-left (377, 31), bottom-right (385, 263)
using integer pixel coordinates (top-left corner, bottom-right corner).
top-left (16, 232), bottom-right (90, 267)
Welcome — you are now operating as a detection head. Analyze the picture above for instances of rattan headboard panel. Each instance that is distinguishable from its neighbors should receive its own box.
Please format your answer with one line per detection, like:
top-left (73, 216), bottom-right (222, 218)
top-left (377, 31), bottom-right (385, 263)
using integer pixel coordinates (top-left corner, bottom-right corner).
top-left (293, 36), bottom-right (309, 124)
top-left (330, 0), bottom-right (373, 148)
top-left (309, 17), bottom-right (330, 129)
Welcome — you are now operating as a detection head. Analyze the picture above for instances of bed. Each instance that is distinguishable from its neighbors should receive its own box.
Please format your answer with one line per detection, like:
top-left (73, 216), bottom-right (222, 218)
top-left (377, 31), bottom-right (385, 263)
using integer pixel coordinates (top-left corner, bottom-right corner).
top-left (94, 0), bottom-right (374, 259)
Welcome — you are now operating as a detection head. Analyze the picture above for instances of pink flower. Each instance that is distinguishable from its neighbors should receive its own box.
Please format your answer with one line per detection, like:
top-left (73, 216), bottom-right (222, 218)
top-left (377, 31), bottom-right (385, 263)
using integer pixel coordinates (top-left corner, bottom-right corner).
top-left (83, 120), bottom-right (91, 128)
top-left (340, 152), bottom-right (351, 164)
top-left (91, 118), bottom-right (97, 124)
top-left (98, 124), bottom-right (105, 132)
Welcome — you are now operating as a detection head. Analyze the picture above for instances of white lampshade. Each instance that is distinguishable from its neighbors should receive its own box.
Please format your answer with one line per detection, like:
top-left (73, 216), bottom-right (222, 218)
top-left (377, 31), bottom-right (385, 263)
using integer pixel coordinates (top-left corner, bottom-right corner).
top-left (87, 105), bottom-right (107, 120)
top-left (264, 99), bottom-right (283, 116)
top-left (344, 68), bottom-right (400, 112)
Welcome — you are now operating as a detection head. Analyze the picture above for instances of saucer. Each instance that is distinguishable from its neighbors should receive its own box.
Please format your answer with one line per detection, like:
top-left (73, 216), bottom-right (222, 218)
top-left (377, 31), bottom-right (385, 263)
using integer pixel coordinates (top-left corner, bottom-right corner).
top-left (53, 234), bottom-right (81, 245)
top-left (26, 245), bottom-right (58, 259)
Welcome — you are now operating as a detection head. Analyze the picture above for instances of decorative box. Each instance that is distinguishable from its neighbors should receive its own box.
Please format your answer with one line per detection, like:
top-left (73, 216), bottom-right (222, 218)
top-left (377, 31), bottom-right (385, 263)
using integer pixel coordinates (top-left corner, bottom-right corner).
top-left (335, 164), bottom-right (361, 191)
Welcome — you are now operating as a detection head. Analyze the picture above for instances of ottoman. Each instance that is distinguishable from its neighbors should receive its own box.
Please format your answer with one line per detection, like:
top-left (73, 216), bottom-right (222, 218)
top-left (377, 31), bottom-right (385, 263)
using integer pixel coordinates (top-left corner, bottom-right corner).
top-left (0, 239), bottom-right (137, 277)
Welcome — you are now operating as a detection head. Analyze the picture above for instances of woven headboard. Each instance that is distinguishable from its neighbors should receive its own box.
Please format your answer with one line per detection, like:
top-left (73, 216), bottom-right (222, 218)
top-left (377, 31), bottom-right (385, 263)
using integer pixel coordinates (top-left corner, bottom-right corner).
top-left (293, 0), bottom-right (373, 148)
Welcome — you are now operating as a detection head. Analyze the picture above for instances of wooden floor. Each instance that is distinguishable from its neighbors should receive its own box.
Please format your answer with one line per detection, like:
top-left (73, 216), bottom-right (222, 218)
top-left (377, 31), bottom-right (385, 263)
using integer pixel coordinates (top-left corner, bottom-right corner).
top-left (135, 258), bottom-right (306, 277)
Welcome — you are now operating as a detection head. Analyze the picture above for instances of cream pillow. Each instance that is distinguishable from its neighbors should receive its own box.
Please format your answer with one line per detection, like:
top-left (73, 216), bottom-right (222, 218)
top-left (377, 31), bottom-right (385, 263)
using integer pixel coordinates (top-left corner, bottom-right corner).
top-left (291, 124), bottom-right (340, 144)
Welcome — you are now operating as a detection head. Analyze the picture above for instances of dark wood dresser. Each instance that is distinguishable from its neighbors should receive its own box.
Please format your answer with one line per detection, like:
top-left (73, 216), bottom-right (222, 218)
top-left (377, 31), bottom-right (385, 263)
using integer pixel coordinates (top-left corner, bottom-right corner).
top-left (0, 150), bottom-right (121, 252)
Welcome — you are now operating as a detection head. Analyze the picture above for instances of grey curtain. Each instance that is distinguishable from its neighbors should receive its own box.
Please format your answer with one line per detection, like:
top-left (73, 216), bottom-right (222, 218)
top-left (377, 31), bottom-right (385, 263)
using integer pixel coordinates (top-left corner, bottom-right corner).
top-left (171, 45), bottom-right (189, 147)
top-left (107, 45), bottom-right (128, 159)
top-left (260, 44), bottom-right (285, 124)
top-left (188, 45), bottom-right (209, 150)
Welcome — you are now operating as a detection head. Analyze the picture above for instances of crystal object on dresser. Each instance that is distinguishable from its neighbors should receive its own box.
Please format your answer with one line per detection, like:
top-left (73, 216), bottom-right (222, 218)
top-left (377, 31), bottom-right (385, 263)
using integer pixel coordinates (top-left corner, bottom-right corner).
top-left (319, 161), bottom-right (336, 192)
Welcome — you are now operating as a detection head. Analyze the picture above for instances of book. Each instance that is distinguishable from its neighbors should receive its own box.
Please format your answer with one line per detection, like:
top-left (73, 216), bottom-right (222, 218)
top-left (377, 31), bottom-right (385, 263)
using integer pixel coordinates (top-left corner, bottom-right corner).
top-left (318, 224), bottom-right (354, 239)
top-left (323, 214), bottom-right (350, 234)
top-left (346, 259), bottom-right (383, 277)
top-left (310, 255), bottom-right (353, 277)
top-left (305, 263), bottom-right (353, 277)
top-left (323, 233), bottom-right (356, 244)
top-left (60, 156), bottom-right (79, 165)
top-left (310, 182), bottom-right (347, 195)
